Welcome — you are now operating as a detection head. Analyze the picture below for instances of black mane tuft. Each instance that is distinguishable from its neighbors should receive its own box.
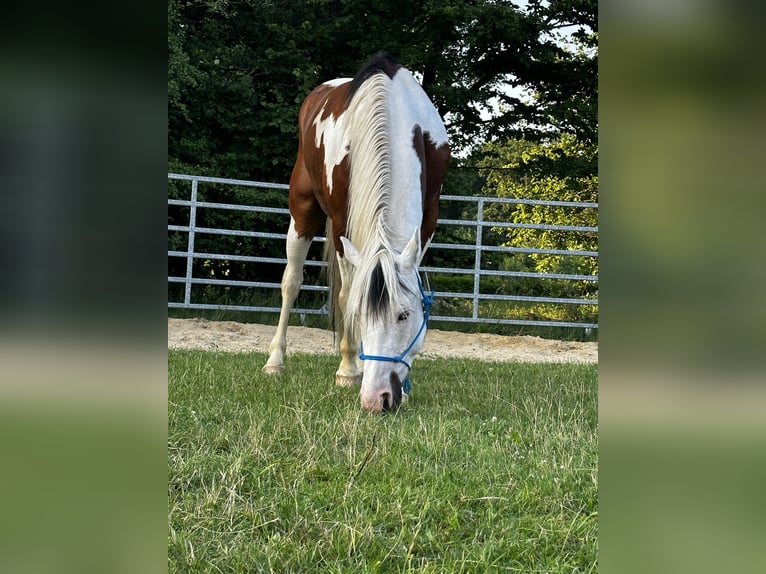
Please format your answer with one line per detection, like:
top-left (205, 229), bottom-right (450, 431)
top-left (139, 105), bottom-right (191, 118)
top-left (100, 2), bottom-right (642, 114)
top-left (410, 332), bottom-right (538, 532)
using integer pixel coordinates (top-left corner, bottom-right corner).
top-left (367, 261), bottom-right (389, 321)
top-left (348, 52), bottom-right (401, 102)
top-left (364, 258), bottom-right (417, 324)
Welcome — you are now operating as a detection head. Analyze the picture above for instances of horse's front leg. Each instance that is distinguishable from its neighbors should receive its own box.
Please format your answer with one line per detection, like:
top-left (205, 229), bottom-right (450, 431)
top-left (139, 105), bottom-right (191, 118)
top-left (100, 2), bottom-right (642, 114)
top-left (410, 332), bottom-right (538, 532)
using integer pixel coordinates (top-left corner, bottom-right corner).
top-left (334, 255), bottom-right (362, 386)
top-left (263, 220), bottom-right (312, 374)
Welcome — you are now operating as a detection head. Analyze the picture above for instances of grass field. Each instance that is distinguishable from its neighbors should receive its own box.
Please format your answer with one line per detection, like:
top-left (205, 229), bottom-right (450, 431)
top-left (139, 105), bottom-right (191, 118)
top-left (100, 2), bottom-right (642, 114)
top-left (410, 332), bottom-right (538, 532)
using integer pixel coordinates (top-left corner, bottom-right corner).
top-left (168, 350), bottom-right (598, 572)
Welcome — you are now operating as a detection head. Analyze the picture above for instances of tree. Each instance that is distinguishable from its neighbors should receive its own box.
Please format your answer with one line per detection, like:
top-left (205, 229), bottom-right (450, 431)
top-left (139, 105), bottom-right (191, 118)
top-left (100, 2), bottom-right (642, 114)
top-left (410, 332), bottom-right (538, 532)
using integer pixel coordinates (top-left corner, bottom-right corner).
top-left (168, 0), bottom-right (597, 177)
top-left (478, 134), bottom-right (598, 322)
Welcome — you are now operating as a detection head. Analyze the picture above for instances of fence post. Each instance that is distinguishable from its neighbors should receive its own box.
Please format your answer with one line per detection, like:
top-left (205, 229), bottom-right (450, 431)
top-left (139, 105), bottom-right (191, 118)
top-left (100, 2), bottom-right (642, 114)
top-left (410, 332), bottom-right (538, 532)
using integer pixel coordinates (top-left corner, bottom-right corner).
top-left (184, 178), bottom-right (199, 307)
top-left (473, 198), bottom-right (484, 321)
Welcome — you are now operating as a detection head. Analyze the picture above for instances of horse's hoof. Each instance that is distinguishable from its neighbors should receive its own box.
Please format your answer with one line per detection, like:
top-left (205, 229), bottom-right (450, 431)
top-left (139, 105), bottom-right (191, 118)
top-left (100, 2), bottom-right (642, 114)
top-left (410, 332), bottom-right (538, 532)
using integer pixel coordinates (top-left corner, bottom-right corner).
top-left (262, 364), bottom-right (284, 375)
top-left (335, 374), bottom-right (361, 387)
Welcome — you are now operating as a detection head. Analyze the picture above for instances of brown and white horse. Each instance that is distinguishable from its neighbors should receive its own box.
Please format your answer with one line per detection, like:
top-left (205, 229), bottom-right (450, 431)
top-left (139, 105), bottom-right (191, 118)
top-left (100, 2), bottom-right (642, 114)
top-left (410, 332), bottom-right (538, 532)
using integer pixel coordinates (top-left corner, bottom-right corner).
top-left (262, 53), bottom-right (450, 412)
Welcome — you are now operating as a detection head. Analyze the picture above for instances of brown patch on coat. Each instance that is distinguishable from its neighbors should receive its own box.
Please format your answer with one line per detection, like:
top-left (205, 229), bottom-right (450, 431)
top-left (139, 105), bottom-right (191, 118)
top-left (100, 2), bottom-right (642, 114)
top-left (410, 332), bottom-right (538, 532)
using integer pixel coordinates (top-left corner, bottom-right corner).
top-left (412, 127), bottom-right (450, 248)
top-left (289, 81), bottom-right (352, 250)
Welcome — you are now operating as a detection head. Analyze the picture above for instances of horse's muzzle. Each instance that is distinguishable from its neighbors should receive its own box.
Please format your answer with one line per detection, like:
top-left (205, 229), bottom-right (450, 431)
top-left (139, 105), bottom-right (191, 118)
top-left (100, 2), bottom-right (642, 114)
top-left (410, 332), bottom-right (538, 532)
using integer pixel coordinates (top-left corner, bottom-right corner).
top-left (362, 371), bottom-right (404, 412)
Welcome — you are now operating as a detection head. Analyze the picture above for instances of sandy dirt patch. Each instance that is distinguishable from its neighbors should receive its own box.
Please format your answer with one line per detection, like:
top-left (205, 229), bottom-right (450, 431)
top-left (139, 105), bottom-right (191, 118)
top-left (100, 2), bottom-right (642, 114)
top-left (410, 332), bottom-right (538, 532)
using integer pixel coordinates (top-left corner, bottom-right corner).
top-left (168, 318), bottom-right (597, 364)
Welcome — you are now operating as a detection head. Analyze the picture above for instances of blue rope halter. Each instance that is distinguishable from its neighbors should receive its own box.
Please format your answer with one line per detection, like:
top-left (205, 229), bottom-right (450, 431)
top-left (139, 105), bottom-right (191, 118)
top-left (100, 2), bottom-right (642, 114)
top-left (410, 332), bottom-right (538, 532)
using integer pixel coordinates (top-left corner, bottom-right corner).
top-left (358, 274), bottom-right (434, 394)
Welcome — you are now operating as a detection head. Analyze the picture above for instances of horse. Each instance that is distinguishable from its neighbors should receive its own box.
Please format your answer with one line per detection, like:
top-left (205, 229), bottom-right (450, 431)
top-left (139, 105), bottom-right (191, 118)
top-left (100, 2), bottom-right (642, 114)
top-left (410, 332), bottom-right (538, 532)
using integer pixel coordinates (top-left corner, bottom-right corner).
top-left (262, 53), bottom-right (450, 412)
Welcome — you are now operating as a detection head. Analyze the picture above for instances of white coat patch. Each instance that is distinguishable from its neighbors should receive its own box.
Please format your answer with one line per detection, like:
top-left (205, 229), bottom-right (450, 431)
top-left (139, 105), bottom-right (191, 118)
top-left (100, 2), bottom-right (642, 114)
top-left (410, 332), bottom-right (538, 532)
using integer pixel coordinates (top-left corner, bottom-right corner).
top-left (313, 101), bottom-right (350, 195)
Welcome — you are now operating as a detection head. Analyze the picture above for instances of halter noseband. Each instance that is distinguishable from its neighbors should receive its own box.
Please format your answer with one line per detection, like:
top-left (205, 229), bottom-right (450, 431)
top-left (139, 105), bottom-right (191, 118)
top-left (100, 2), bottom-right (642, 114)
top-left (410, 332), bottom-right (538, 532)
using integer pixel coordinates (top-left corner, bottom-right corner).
top-left (358, 274), bottom-right (434, 394)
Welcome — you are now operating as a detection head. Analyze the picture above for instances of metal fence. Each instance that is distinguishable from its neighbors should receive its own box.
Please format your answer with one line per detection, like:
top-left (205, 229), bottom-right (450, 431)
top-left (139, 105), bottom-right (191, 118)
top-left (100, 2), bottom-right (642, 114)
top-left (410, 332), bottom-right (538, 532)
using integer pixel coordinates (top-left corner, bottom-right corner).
top-left (168, 173), bottom-right (598, 330)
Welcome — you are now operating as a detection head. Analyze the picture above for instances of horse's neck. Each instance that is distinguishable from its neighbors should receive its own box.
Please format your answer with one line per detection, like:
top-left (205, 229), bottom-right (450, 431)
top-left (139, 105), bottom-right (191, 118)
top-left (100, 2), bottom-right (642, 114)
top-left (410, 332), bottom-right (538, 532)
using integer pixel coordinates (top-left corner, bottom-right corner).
top-left (385, 99), bottom-right (426, 249)
top-left (385, 71), bottom-right (446, 251)
top-left (346, 68), bottom-right (446, 253)
top-left (382, 176), bottom-right (422, 251)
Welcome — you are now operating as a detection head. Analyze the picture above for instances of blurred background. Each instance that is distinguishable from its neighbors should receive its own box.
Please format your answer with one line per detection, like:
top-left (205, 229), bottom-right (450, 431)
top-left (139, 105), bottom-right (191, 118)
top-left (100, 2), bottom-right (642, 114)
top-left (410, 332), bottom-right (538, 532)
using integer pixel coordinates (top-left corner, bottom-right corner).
top-left (0, 1), bottom-right (167, 573)
top-left (600, 0), bottom-right (766, 572)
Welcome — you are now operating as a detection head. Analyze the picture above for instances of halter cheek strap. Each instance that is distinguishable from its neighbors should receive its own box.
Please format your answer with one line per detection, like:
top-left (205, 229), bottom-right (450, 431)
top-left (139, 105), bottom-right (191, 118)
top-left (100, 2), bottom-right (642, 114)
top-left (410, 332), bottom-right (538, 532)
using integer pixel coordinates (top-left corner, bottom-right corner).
top-left (358, 275), bottom-right (434, 394)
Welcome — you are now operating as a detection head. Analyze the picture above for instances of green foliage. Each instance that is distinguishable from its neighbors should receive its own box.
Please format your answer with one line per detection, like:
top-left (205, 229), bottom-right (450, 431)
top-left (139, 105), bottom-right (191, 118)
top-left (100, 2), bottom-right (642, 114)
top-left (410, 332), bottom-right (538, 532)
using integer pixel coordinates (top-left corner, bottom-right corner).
top-left (474, 134), bottom-right (598, 324)
top-left (168, 350), bottom-right (598, 572)
top-left (168, 0), bottom-right (598, 175)
top-left (481, 135), bottom-right (597, 266)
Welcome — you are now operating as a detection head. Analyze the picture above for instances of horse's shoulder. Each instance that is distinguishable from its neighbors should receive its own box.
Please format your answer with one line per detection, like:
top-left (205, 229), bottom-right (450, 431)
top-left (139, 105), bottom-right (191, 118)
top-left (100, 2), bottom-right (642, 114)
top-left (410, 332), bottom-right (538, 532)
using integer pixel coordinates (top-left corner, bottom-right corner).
top-left (300, 79), bottom-right (352, 122)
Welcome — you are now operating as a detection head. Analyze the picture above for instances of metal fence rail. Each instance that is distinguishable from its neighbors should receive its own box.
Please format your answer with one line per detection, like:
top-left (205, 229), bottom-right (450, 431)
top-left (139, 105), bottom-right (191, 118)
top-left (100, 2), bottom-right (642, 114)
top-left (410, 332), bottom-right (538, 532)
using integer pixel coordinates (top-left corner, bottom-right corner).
top-left (168, 173), bottom-right (598, 330)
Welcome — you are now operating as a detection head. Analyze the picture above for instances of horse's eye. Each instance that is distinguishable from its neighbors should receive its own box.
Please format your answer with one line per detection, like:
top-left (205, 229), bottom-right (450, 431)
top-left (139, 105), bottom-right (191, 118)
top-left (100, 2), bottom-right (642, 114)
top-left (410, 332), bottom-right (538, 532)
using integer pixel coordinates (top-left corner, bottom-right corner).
top-left (397, 311), bottom-right (410, 322)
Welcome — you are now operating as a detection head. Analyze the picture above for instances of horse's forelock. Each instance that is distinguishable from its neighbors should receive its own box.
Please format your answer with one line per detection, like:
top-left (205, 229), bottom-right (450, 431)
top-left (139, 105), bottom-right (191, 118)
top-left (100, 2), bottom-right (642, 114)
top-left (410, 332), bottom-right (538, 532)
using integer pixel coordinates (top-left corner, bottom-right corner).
top-left (368, 260), bottom-right (389, 321)
top-left (346, 246), bottom-right (413, 331)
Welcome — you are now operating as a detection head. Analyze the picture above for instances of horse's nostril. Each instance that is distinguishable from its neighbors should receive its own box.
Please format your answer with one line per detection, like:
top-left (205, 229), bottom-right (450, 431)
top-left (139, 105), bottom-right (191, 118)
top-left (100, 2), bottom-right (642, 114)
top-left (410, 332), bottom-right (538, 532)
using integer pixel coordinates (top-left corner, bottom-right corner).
top-left (390, 372), bottom-right (403, 406)
top-left (377, 374), bottom-right (404, 413)
top-left (380, 392), bottom-right (392, 411)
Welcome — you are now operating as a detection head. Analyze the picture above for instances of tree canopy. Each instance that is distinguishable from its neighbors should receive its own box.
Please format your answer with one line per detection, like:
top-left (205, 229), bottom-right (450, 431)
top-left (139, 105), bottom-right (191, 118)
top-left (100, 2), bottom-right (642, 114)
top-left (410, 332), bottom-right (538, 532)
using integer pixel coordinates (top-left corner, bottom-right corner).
top-left (168, 0), bottom-right (597, 180)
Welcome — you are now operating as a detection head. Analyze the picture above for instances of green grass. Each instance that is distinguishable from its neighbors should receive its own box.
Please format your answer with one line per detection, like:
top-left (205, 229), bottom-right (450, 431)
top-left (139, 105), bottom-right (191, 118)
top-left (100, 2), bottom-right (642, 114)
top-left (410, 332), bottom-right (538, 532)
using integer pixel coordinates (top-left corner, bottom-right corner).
top-left (168, 351), bottom-right (598, 572)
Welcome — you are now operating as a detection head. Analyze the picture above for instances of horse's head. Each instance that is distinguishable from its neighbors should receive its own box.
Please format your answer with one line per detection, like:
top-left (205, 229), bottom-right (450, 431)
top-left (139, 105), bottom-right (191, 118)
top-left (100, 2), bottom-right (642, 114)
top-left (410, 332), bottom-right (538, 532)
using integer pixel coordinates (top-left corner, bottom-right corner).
top-left (341, 231), bottom-right (431, 412)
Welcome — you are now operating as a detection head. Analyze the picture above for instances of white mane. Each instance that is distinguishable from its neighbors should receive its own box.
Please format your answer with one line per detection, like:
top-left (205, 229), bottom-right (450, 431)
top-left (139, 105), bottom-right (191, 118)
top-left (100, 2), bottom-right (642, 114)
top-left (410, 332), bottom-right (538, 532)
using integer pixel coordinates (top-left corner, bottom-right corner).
top-left (345, 71), bottom-right (393, 257)
top-left (343, 71), bottom-right (412, 332)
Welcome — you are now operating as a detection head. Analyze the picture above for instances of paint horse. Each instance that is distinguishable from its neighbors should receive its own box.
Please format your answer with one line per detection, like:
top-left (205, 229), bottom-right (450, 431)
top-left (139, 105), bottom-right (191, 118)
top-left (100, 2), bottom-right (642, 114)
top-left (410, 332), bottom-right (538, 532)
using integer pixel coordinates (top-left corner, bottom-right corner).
top-left (263, 53), bottom-right (450, 412)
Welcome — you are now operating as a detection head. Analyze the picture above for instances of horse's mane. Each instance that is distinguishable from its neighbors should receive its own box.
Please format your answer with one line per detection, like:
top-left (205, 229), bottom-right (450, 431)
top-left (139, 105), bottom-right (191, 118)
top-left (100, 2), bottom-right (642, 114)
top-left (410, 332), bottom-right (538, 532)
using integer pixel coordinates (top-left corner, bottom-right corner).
top-left (347, 52), bottom-right (400, 101)
top-left (344, 53), bottom-right (410, 331)
top-left (345, 55), bottom-right (400, 253)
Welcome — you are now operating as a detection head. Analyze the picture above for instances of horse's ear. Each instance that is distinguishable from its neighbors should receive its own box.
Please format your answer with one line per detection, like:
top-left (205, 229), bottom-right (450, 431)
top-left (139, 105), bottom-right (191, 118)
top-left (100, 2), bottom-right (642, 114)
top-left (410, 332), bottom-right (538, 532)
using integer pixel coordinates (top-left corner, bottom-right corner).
top-left (398, 229), bottom-right (421, 272)
top-left (340, 236), bottom-right (361, 268)
top-left (420, 234), bottom-right (432, 266)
